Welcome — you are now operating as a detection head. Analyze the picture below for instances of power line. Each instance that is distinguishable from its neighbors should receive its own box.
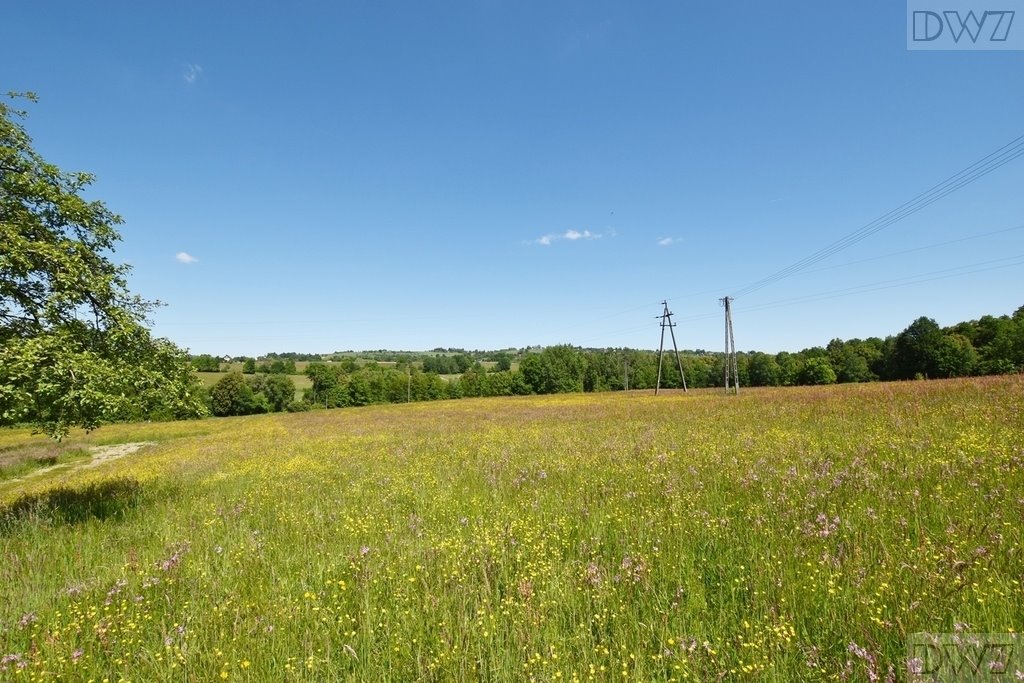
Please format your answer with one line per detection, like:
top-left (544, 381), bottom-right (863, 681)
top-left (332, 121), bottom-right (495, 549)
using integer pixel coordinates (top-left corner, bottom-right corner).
top-left (533, 134), bottom-right (1024, 350)
top-left (569, 248), bottom-right (1024, 348)
top-left (557, 218), bottom-right (1023, 348)
top-left (653, 223), bottom-right (1024, 315)
top-left (713, 253), bottom-right (1024, 320)
top-left (798, 223), bottom-right (1024, 276)
top-left (729, 133), bottom-right (1024, 298)
top-left (661, 252), bottom-right (1024, 329)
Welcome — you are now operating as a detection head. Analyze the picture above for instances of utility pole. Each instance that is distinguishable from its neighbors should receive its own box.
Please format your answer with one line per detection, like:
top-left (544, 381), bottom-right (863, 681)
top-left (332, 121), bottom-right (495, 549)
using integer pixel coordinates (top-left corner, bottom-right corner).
top-left (721, 296), bottom-right (739, 395)
top-left (655, 300), bottom-right (688, 395)
top-left (407, 363), bottom-right (412, 403)
top-left (624, 357), bottom-right (629, 392)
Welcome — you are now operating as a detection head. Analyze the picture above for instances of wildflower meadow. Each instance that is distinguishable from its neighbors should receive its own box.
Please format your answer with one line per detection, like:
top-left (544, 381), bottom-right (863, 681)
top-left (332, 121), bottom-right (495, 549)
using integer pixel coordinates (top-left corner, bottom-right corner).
top-left (1, 376), bottom-right (1022, 681)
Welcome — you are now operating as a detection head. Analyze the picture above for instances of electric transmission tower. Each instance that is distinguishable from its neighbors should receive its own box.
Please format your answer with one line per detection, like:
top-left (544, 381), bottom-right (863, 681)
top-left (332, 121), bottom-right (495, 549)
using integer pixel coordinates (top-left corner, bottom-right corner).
top-left (721, 296), bottom-right (739, 395)
top-left (655, 301), bottom-right (687, 395)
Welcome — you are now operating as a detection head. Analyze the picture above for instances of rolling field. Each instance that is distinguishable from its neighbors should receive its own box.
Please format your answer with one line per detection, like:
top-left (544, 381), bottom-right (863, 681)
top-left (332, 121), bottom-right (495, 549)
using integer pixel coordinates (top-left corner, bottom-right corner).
top-left (1, 377), bottom-right (1022, 680)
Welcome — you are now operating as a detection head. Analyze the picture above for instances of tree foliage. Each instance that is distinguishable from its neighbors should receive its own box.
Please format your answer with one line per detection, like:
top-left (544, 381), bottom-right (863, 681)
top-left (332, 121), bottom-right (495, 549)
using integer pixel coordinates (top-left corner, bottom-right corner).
top-left (251, 373), bottom-right (296, 412)
top-left (519, 345), bottom-right (586, 394)
top-left (210, 373), bottom-right (264, 417)
top-left (191, 354), bottom-right (222, 372)
top-left (232, 306), bottom-right (1024, 417)
top-left (0, 93), bottom-right (206, 438)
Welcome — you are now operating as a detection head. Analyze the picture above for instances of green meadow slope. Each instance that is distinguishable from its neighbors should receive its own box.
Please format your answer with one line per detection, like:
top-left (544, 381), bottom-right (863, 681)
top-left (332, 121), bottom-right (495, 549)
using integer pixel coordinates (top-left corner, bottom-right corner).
top-left (1, 377), bottom-right (1022, 681)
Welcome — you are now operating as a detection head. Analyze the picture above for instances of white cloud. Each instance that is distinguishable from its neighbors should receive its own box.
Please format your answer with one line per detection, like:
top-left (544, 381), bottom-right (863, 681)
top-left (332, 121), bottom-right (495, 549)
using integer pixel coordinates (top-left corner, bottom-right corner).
top-left (175, 251), bottom-right (198, 264)
top-left (533, 229), bottom-right (601, 246)
top-left (564, 229), bottom-right (593, 241)
top-left (183, 63), bottom-right (203, 84)
top-left (657, 237), bottom-right (681, 246)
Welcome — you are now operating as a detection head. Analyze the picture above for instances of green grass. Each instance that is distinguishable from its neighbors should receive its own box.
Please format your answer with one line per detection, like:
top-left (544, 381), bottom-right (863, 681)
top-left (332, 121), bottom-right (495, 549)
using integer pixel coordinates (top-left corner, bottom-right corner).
top-left (1, 377), bottom-right (1022, 681)
top-left (0, 440), bottom-right (92, 482)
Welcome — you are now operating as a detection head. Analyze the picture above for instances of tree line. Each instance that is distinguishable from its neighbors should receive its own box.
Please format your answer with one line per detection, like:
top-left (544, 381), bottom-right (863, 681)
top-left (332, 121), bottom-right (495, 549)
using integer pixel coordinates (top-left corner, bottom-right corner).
top-left (208, 373), bottom-right (297, 416)
top-left (197, 305), bottom-right (1024, 416)
top-left (190, 355), bottom-right (298, 374)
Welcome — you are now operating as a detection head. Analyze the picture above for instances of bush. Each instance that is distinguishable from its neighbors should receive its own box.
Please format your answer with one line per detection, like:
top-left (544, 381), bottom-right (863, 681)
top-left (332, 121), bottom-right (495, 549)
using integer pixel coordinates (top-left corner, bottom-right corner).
top-left (210, 373), bottom-right (265, 416)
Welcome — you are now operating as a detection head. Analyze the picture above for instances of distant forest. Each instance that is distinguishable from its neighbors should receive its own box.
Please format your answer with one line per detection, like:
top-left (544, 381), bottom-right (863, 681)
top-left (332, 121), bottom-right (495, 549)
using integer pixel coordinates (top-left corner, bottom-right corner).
top-left (197, 306), bottom-right (1024, 416)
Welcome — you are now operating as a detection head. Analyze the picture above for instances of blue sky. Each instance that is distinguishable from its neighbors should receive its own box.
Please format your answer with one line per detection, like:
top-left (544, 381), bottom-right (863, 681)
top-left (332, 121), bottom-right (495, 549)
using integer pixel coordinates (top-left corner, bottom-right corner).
top-left (5, 1), bottom-right (1024, 355)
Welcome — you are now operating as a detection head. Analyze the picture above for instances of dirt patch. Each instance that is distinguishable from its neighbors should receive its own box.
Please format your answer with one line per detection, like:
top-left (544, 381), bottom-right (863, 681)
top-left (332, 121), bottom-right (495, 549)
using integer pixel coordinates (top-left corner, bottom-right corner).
top-left (7, 442), bottom-right (155, 484)
top-left (83, 442), bottom-right (155, 469)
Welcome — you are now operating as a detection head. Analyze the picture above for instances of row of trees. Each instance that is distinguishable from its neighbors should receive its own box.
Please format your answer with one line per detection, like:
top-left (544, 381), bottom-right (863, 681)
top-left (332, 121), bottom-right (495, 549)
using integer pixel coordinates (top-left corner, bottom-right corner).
top-left (732, 308), bottom-right (1024, 387)
top-left (292, 307), bottom-right (1024, 411)
top-left (193, 351), bottom-right (520, 378)
top-left (305, 362), bottom-right (449, 408)
top-left (243, 358), bottom-right (297, 375)
top-left (264, 351), bottom-right (321, 362)
top-left (43, 302), bottom-right (1024, 425)
top-left (420, 353), bottom-right (476, 374)
top-left (209, 373), bottom-right (297, 416)
top-left (327, 349), bottom-right (517, 365)
top-left (190, 354), bottom-right (298, 375)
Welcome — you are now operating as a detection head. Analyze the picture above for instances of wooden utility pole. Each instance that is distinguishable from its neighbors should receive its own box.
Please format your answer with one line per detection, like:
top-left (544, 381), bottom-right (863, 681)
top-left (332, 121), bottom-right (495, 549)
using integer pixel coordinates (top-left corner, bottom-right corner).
top-left (721, 296), bottom-right (739, 395)
top-left (655, 301), bottom-right (688, 395)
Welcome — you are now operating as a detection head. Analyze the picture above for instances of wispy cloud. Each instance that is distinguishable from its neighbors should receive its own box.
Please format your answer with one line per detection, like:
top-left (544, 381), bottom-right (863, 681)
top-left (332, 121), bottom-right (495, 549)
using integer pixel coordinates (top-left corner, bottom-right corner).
top-left (657, 237), bottom-right (681, 247)
top-left (183, 63), bottom-right (203, 84)
top-left (533, 229), bottom-right (601, 246)
top-left (175, 251), bottom-right (198, 264)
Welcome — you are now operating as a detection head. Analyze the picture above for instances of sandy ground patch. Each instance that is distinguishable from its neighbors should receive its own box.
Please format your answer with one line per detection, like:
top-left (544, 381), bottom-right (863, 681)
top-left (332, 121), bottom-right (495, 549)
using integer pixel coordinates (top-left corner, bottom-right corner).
top-left (7, 442), bottom-right (155, 484)
top-left (81, 442), bottom-right (155, 469)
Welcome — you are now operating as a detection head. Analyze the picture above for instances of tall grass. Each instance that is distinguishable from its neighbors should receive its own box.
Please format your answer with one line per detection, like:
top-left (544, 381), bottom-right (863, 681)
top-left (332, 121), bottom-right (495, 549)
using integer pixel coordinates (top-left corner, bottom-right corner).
top-left (1, 377), bottom-right (1021, 680)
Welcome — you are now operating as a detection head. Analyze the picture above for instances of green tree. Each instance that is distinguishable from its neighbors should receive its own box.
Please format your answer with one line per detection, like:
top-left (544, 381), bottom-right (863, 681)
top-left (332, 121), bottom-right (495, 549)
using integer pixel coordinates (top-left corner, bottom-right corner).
top-left (210, 372), bottom-right (265, 417)
top-left (266, 374), bottom-right (296, 411)
top-left (191, 354), bottom-right (221, 372)
top-left (491, 351), bottom-right (513, 372)
top-left (933, 333), bottom-right (978, 378)
top-left (411, 370), bottom-right (448, 401)
top-left (249, 373), bottom-right (295, 412)
top-left (746, 352), bottom-right (782, 386)
top-left (453, 354), bottom-right (474, 373)
top-left (774, 352), bottom-right (802, 386)
top-left (892, 317), bottom-right (939, 379)
top-left (520, 345), bottom-right (585, 394)
top-left (684, 354), bottom-right (716, 389)
top-left (827, 339), bottom-right (876, 383)
top-left (800, 357), bottom-right (837, 385)
top-left (304, 363), bottom-right (342, 407)
top-left (891, 317), bottom-right (975, 379)
top-left (0, 94), bottom-right (206, 438)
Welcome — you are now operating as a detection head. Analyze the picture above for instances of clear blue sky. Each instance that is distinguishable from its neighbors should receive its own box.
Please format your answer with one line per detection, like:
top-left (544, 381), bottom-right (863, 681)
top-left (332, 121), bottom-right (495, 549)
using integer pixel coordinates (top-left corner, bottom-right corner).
top-left (5, 1), bottom-right (1023, 355)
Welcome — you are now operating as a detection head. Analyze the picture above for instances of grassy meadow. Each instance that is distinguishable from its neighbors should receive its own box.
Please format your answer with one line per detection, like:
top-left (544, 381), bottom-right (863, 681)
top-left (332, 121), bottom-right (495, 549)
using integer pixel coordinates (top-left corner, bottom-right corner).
top-left (1, 377), bottom-right (1022, 681)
